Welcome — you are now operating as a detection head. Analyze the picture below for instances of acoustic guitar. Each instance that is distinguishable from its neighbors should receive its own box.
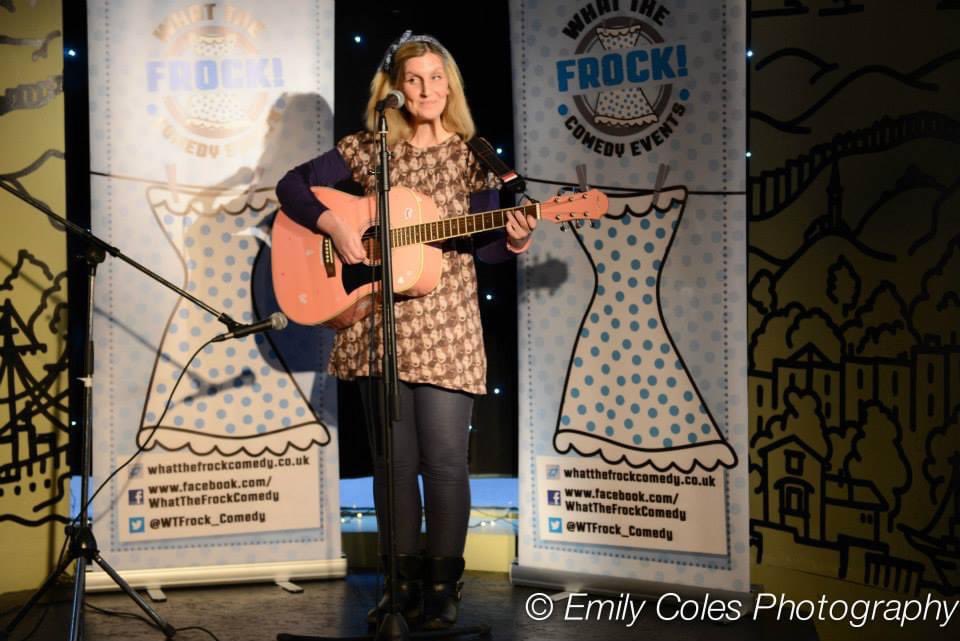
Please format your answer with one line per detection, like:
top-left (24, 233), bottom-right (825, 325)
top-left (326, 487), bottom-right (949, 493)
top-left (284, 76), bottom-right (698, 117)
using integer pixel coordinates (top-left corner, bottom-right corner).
top-left (271, 186), bottom-right (608, 328)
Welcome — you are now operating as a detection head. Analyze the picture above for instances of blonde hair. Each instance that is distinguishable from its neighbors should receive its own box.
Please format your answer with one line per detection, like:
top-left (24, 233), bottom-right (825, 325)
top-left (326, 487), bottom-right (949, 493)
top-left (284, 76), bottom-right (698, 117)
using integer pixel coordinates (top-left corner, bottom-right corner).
top-left (365, 39), bottom-right (476, 147)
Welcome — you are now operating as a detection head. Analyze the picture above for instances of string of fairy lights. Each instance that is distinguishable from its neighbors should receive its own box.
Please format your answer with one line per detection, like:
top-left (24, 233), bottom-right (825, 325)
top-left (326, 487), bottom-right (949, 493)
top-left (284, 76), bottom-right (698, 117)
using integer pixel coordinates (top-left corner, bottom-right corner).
top-left (339, 507), bottom-right (519, 532)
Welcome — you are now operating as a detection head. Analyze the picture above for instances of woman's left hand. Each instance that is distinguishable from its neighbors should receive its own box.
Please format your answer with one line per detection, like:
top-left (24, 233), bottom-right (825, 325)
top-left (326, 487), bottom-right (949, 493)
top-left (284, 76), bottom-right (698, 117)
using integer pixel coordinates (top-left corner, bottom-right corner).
top-left (505, 209), bottom-right (537, 250)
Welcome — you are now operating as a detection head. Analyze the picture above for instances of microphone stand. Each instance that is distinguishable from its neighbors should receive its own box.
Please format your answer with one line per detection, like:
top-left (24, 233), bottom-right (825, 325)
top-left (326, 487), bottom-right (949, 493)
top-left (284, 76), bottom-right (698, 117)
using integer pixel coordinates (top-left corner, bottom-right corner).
top-left (372, 107), bottom-right (406, 641)
top-left (0, 179), bottom-right (247, 641)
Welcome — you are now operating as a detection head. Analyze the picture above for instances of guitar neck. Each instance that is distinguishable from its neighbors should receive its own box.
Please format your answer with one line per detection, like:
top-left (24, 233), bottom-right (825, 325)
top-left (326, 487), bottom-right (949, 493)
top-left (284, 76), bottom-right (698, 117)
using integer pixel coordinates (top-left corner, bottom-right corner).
top-left (386, 201), bottom-right (541, 248)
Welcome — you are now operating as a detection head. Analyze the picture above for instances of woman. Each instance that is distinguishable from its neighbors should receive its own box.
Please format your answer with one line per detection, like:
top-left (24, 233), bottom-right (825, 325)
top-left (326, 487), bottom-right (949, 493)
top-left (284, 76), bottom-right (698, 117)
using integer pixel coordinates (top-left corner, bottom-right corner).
top-left (276, 31), bottom-right (536, 629)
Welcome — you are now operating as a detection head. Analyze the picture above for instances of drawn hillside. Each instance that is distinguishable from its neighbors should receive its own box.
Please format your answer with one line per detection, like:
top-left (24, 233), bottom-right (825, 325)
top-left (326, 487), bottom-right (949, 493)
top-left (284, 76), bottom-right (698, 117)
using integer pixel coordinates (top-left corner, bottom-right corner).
top-left (748, 1), bottom-right (960, 599)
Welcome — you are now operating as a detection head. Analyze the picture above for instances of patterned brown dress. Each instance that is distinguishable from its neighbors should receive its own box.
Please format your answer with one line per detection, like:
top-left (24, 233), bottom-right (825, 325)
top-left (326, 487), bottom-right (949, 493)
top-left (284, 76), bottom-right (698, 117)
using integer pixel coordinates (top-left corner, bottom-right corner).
top-left (327, 132), bottom-right (498, 395)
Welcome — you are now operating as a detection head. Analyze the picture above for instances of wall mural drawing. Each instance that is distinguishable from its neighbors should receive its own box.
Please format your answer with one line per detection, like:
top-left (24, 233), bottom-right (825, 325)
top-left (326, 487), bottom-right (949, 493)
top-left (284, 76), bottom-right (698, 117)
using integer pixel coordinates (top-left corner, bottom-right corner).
top-left (0, 251), bottom-right (69, 526)
top-left (749, 1), bottom-right (960, 598)
top-left (0, 29), bottom-right (60, 61)
top-left (1, 0), bottom-right (70, 534)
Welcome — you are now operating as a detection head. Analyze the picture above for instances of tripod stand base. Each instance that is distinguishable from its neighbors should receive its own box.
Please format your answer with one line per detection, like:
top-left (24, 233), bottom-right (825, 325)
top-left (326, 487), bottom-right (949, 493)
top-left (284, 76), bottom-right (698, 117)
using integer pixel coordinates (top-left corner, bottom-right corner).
top-left (1, 524), bottom-right (177, 641)
top-left (92, 552), bottom-right (177, 639)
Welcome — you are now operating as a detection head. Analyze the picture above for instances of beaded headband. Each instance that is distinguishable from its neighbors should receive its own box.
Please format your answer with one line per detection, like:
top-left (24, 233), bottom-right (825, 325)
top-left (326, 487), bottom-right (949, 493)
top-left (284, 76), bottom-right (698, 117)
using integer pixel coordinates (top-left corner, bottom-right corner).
top-left (379, 29), bottom-right (448, 74)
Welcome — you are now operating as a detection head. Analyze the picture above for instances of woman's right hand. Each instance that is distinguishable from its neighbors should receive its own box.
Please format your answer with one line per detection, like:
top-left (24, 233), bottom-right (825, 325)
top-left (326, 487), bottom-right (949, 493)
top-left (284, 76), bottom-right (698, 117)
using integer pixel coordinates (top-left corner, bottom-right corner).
top-left (317, 210), bottom-right (367, 265)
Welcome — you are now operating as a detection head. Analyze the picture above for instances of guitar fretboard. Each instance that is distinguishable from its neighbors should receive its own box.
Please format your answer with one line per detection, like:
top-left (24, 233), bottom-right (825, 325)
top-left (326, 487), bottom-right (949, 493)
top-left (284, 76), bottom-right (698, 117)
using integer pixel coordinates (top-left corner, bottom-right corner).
top-left (362, 202), bottom-right (540, 248)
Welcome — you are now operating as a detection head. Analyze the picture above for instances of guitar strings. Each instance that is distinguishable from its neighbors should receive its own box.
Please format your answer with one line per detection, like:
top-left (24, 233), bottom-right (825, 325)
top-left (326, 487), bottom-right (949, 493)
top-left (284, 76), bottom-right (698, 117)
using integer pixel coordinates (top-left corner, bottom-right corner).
top-left (358, 204), bottom-right (528, 245)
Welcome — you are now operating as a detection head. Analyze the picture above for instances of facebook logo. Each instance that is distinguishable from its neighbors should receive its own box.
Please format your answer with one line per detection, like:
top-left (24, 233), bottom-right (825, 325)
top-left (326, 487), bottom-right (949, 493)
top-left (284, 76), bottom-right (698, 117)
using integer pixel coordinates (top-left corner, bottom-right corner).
top-left (547, 490), bottom-right (561, 506)
top-left (548, 517), bottom-right (562, 533)
top-left (546, 465), bottom-right (560, 479)
top-left (128, 517), bottom-right (145, 534)
top-left (128, 489), bottom-right (144, 506)
top-left (129, 464), bottom-right (143, 479)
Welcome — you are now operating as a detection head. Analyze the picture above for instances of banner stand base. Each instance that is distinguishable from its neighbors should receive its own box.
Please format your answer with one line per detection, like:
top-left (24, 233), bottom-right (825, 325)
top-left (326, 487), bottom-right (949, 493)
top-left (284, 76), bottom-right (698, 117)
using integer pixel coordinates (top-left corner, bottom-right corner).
top-left (85, 557), bottom-right (348, 593)
top-left (510, 560), bottom-right (757, 620)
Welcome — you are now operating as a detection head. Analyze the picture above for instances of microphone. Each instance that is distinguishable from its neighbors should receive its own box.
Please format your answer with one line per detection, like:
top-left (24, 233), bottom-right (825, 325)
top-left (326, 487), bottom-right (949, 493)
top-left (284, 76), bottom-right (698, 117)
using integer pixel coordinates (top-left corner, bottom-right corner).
top-left (212, 312), bottom-right (288, 342)
top-left (375, 90), bottom-right (405, 112)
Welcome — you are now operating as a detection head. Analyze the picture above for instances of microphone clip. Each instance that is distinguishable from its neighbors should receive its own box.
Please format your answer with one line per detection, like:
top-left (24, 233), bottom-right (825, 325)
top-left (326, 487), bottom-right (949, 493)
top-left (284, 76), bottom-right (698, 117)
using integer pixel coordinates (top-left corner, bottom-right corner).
top-left (212, 312), bottom-right (288, 343)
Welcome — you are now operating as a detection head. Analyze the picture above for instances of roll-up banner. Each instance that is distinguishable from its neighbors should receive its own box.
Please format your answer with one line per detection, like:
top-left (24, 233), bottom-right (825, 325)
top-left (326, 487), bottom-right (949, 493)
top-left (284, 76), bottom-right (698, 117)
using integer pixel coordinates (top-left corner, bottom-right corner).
top-left (510, 0), bottom-right (750, 597)
top-left (86, 0), bottom-right (343, 589)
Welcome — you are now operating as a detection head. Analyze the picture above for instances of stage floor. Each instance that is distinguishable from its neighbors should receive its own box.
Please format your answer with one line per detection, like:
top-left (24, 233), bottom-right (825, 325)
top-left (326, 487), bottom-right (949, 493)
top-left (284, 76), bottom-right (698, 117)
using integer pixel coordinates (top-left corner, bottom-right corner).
top-left (4, 570), bottom-right (818, 640)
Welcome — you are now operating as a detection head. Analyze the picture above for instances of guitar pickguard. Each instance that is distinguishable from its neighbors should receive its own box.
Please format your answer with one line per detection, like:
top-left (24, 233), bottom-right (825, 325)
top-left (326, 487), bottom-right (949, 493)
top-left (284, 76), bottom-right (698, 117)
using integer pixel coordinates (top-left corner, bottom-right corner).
top-left (342, 262), bottom-right (382, 295)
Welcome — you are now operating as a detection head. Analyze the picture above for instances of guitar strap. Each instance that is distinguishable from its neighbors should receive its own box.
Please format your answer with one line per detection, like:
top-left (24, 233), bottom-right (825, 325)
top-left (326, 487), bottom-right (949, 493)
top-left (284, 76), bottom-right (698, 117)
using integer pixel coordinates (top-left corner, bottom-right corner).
top-left (467, 136), bottom-right (526, 195)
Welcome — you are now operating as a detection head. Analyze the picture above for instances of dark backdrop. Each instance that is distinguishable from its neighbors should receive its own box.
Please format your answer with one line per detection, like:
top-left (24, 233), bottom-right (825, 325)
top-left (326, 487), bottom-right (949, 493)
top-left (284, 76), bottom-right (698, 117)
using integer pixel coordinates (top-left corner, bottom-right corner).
top-left (333, 1), bottom-right (519, 478)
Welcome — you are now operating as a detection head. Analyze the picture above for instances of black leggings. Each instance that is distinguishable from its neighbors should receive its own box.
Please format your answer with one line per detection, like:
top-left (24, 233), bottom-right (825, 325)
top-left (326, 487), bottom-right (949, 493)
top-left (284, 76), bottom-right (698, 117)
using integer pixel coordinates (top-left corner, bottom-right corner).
top-left (358, 379), bottom-right (474, 558)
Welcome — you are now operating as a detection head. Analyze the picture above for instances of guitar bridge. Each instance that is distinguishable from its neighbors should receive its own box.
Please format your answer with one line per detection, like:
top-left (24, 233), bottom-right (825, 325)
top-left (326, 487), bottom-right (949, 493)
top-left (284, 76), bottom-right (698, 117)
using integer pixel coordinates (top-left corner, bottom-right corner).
top-left (322, 237), bottom-right (336, 277)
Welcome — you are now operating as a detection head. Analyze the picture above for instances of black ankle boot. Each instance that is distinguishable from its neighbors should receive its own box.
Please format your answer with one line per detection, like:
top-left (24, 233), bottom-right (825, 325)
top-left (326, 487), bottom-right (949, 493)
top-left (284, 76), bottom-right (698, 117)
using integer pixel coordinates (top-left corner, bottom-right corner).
top-left (422, 556), bottom-right (465, 630)
top-left (367, 554), bottom-right (423, 626)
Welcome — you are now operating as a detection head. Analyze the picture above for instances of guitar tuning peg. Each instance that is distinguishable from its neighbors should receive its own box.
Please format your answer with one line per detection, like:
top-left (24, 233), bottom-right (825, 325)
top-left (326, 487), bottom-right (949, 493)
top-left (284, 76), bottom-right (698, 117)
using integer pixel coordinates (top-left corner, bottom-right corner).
top-left (576, 220), bottom-right (585, 229)
top-left (591, 220), bottom-right (601, 229)
top-left (559, 223), bottom-right (567, 232)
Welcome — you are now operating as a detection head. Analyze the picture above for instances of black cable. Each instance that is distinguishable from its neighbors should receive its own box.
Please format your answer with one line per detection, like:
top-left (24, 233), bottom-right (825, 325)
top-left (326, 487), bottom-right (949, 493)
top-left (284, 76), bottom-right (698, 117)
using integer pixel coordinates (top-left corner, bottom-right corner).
top-left (85, 603), bottom-right (223, 641)
top-left (71, 338), bottom-right (215, 526)
top-left (90, 168), bottom-right (750, 197)
top-left (523, 174), bottom-right (747, 196)
top-left (175, 625), bottom-right (223, 641)
top-left (86, 601), bottom-right (158, 628)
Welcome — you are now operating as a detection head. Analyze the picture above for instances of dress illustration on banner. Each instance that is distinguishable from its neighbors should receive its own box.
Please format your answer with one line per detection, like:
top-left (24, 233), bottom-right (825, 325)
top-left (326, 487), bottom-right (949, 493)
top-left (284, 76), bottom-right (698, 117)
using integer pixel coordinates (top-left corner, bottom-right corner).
top-left (554, 188), bottom-right (738, 472)
top-left (138, 184), bottom-right (330, 456)
top-left (592, 25), bottom-right (658, 127)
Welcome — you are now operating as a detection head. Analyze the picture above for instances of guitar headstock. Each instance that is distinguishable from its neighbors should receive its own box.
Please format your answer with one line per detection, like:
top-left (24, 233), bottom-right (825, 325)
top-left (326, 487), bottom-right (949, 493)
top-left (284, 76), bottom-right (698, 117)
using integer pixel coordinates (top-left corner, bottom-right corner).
top-left (539, 189), bottom-right (609, 224)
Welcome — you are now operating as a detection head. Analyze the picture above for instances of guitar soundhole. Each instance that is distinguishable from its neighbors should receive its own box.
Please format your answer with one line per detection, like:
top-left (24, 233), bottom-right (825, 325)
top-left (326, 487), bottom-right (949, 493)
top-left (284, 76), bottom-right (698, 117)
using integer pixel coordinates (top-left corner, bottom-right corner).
top-left (362, 237), bottom-right (382, 265)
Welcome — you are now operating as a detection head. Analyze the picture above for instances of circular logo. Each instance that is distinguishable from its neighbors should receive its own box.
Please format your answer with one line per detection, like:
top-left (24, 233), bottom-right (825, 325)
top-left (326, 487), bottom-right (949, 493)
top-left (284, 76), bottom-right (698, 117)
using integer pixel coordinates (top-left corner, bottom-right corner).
top-left (570, 18), bottom-right (673, 138)
top-left (554, 8), bottom-right (690, 158)
top-left (146, 7), bottom-right (285, 159)
top-left (162, 26), bottom-right (270, 140)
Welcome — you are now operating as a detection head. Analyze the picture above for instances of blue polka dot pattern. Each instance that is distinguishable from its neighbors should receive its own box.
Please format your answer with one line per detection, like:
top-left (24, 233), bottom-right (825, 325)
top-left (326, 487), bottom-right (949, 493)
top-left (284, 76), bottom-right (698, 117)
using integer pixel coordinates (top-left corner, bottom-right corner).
top-left (139, 192), bottom-right (330, 456)
top-left (555, 194), bottom-right (736, 471)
